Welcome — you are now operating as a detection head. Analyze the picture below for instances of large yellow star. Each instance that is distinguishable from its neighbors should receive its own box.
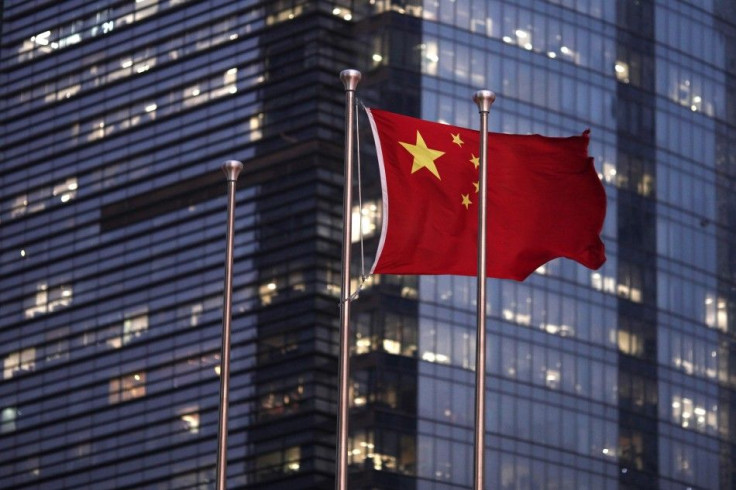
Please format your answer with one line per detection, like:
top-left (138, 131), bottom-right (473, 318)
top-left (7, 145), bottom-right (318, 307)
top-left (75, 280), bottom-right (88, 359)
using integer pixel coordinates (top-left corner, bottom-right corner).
top-left (400, 131), bottom-right (444, 180)
top-left (451, 133), bottom-right (464, 147)
top-left (461, 194), bottom-right (472, 209)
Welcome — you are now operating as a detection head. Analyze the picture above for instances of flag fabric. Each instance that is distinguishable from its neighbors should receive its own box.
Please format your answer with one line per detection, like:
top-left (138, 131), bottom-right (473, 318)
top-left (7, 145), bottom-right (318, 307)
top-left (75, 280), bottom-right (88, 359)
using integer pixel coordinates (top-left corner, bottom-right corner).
top-left (365, 108), bottom-right (606, 281)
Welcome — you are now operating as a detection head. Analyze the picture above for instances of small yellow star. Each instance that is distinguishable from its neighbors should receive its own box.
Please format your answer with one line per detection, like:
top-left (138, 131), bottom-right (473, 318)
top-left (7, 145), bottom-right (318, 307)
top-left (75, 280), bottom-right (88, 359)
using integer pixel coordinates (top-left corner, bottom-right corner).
top-left (400, 131), bottom-right (445, 180)
top-left (451, 133), bottom-right (464, 147)
top-left (473, 181), bottom-right (479, 193)
top-left (461, 194), bottom-right (472, 209)
top-left (469, 154), bottom-right (480, 169)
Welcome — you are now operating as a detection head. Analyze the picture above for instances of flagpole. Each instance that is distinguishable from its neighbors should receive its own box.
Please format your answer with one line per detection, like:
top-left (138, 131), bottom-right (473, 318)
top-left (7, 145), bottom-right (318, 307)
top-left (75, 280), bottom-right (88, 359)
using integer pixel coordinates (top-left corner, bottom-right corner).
top-left (472, 90), bottom-right (495, 490)
top-left (336, 68), bottom-right (361, 490)
top-left (216, 159), bottom-right (243, 490)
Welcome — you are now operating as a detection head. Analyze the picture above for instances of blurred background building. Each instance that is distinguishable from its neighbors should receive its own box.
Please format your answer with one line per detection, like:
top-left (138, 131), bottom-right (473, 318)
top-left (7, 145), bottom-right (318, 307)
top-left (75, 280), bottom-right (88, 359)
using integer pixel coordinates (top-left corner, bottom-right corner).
top-left (1, 0), bottom-right (735, 489)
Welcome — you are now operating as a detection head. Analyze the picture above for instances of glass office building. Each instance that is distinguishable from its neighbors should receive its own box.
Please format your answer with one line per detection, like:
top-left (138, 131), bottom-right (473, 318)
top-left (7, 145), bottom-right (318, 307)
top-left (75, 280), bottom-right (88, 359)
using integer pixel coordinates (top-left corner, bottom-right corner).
top-left (1, 1), bottom-right (735, 489)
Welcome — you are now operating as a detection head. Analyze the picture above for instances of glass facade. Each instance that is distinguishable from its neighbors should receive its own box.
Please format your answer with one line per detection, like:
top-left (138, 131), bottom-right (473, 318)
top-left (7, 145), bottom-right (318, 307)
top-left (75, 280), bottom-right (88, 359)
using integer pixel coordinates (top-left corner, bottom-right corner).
top-left (1, 1), bottom-right (735, 489)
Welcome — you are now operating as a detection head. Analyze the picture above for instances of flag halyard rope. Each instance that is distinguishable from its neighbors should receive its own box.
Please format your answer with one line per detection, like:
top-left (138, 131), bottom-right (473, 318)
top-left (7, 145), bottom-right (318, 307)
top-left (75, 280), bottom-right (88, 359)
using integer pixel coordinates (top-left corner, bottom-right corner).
top-left (342, 98), bottom-right (371, 305)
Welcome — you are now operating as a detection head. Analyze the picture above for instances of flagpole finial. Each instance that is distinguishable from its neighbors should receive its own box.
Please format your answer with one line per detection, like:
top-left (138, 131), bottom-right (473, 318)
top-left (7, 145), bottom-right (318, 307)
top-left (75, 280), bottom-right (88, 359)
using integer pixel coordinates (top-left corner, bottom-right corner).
top-left (340, 69), bottom-right (362, 91)
top-left (222, 160), bottom-right (243, 182)
top-left (473, 90), bottom-right (496, 113)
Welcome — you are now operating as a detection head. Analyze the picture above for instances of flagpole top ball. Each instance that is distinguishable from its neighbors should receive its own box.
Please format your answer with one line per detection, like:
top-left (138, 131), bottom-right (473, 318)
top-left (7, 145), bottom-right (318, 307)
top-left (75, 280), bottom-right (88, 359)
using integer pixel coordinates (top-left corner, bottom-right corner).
top-left (473, 90), bottom-right (496, 113)
top-left (340, 69), bottom-right (362, 91)
top-left (222, 160), bottom-right (243, 182)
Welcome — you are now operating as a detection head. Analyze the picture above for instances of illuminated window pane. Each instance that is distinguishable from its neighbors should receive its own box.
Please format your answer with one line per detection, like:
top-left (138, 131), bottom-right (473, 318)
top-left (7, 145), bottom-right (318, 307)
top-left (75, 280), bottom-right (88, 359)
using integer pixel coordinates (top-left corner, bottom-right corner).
top-left (123, 308), bottom-right (148, 344)
top-left (351, 200), bottom-right (381, 243)
top-left (48, 284), bottom-right (73, 312)
top-left (177, 406), bottom-right (200, 434)
top-left (3, 348), bottom-right (36, 379)
top-left (10, 194), bottom-right (28, 218)
top-left (1, 407), bottom-right (18, 433)
top-left (109, 372), bottom-right (146, 404)
top-left (53, 177), bottom-right (78, 203)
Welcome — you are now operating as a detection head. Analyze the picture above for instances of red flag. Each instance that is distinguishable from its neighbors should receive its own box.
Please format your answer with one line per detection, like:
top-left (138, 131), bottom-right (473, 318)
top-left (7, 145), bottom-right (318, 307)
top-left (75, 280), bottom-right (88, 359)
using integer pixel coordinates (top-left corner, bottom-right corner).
top-left (366, 108), bottom-right (606, 281)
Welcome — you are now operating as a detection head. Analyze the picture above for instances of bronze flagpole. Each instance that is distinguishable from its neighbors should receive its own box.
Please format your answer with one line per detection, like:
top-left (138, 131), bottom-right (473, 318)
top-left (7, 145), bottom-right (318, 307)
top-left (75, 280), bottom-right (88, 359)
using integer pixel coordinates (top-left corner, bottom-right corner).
top-left (336, 69), bottom-right (361, 490)
top-left (216, 160), bottom-right (243, 490)
top-left (472, 90), bottom-right (496, 490)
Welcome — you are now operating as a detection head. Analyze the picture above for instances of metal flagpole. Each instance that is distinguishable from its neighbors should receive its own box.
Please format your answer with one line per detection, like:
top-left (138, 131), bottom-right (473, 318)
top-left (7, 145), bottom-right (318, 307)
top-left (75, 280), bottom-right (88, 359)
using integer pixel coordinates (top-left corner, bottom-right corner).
top-left (336, 68), bottom-right (361, 490)
top-left (216, 159), bottom-right (243, 490)
top-left (472, 90), bottom-right (496, 490)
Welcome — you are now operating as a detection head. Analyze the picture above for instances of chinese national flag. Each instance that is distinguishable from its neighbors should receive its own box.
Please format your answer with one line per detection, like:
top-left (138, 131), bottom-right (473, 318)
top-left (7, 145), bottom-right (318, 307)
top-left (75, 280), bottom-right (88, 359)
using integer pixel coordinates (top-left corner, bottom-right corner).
top-left (365, 108), bottom-right (606, 281)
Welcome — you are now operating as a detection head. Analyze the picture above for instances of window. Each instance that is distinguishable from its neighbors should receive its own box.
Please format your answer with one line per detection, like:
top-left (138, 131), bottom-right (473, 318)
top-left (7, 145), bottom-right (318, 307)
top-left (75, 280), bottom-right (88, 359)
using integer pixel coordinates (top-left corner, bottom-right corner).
top-left (255, 446), bottom-right (301, 481)
top-left (123, 308), bottom-right (148, 344)
top-left (1, 407), bottom-right (18, 433)
top-left (24, 282), bottom-right (73, 318)
top-left (109, 371), bottom-right (146, 404)
top-left (258, 379), bottom-right (305, 420)
top-left (670, 394), bottom-right (717, 434)
top-left (44, 328), bottom-right (70, 363)
top-left (3, 348), bottom-right (36, 379)
top-left (177, 405), bottom-right (200, 434)
top-left (704, 294), bottom-right (727, 331)
top-left (351, 200), bottom-right (381, 243)
top-left (189, 303), bottom-right (203, 326)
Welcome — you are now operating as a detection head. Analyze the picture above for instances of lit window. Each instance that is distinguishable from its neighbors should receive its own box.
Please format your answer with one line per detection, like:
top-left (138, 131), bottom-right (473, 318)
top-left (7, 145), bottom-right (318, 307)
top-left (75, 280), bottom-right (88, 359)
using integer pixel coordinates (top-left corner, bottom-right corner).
top-left (189, 303), bottom-right (203, 326)
top-left (89, 120), bottom-right (106, 141)
top-left (266, 5), bottom-right (304, 25)
top-left (615, 61), bottom-right (630, 83)
top-left (601, 161), bottom-right (617, 184)
top-left (421, 351), bottom-right (450, 364)
top-left (49, 284), bottom-right (73, 312)
top-left (514, 28), bottom-right (533, 50)
top-left (210, 68), bottom-right (238, 99)
top-left (24, 283), bottom-right (73, 318)
top-left (704, 295), bottom-right (728, 331)
top-left (123, 308), bottom-right (148, 344)
top-left (351, 200), bottom-right (381, 243)
top-left (355, 335), bottom-right (372, 354)
top-left (259, 281), bottom-right (278, 305)
top-left (225, 68), bottom-right (238, 94)
top-left (348, 431), bottom-right (374, 466)
top-left (33, 31), bottom-right (51, 45)
top-left (255, 446), bottom-right (301, 481)
top-left (383, 339), bottom-right (401, 354)
top-left (545, 369), bottom-right (560, 389)
top-left (135, 0), bottom-right (160, 21)
top-left (27, 188), bottom-right (48, 213)
top-left (177, 406), bottom-right (200, 434)
top-left (109, 371), bottom-right (146, 404)
top-left (422, 41), bottom-right (439, 76)
top-left (248, 113), bottom-right (263, 141)
top-left (53, 177), bottom-right (78, 203)
top-left (258, 381), bottom-right (305, 419)
top-left (3, 348), bottom-right (36, 379)
top-left (1, 407), bottom-right (18, 433)
top-left (58, 33), bottom-right (81, 49)
top-left (617, 330), bottom-right (644, 356)
top-left (183, 84), bottom-right (206, 108)
top-left (542, 323), bottom-right (574, 336)
top-left (10, 194), bottom-right (28, 218)
top-left (671, 395), bottom-right (718, 434)
top-left (105, 328), bottom-right (122, 349)
top-left (332, 7), bottom-right (353, 21)
top-left (690, 94), bottom-right (702, 112)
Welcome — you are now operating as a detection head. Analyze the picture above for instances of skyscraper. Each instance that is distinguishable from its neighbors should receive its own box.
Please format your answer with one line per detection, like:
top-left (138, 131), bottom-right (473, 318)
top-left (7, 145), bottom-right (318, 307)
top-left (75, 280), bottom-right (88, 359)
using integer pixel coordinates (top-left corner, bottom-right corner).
top-left (1, 1), bottom-right (735, 490)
